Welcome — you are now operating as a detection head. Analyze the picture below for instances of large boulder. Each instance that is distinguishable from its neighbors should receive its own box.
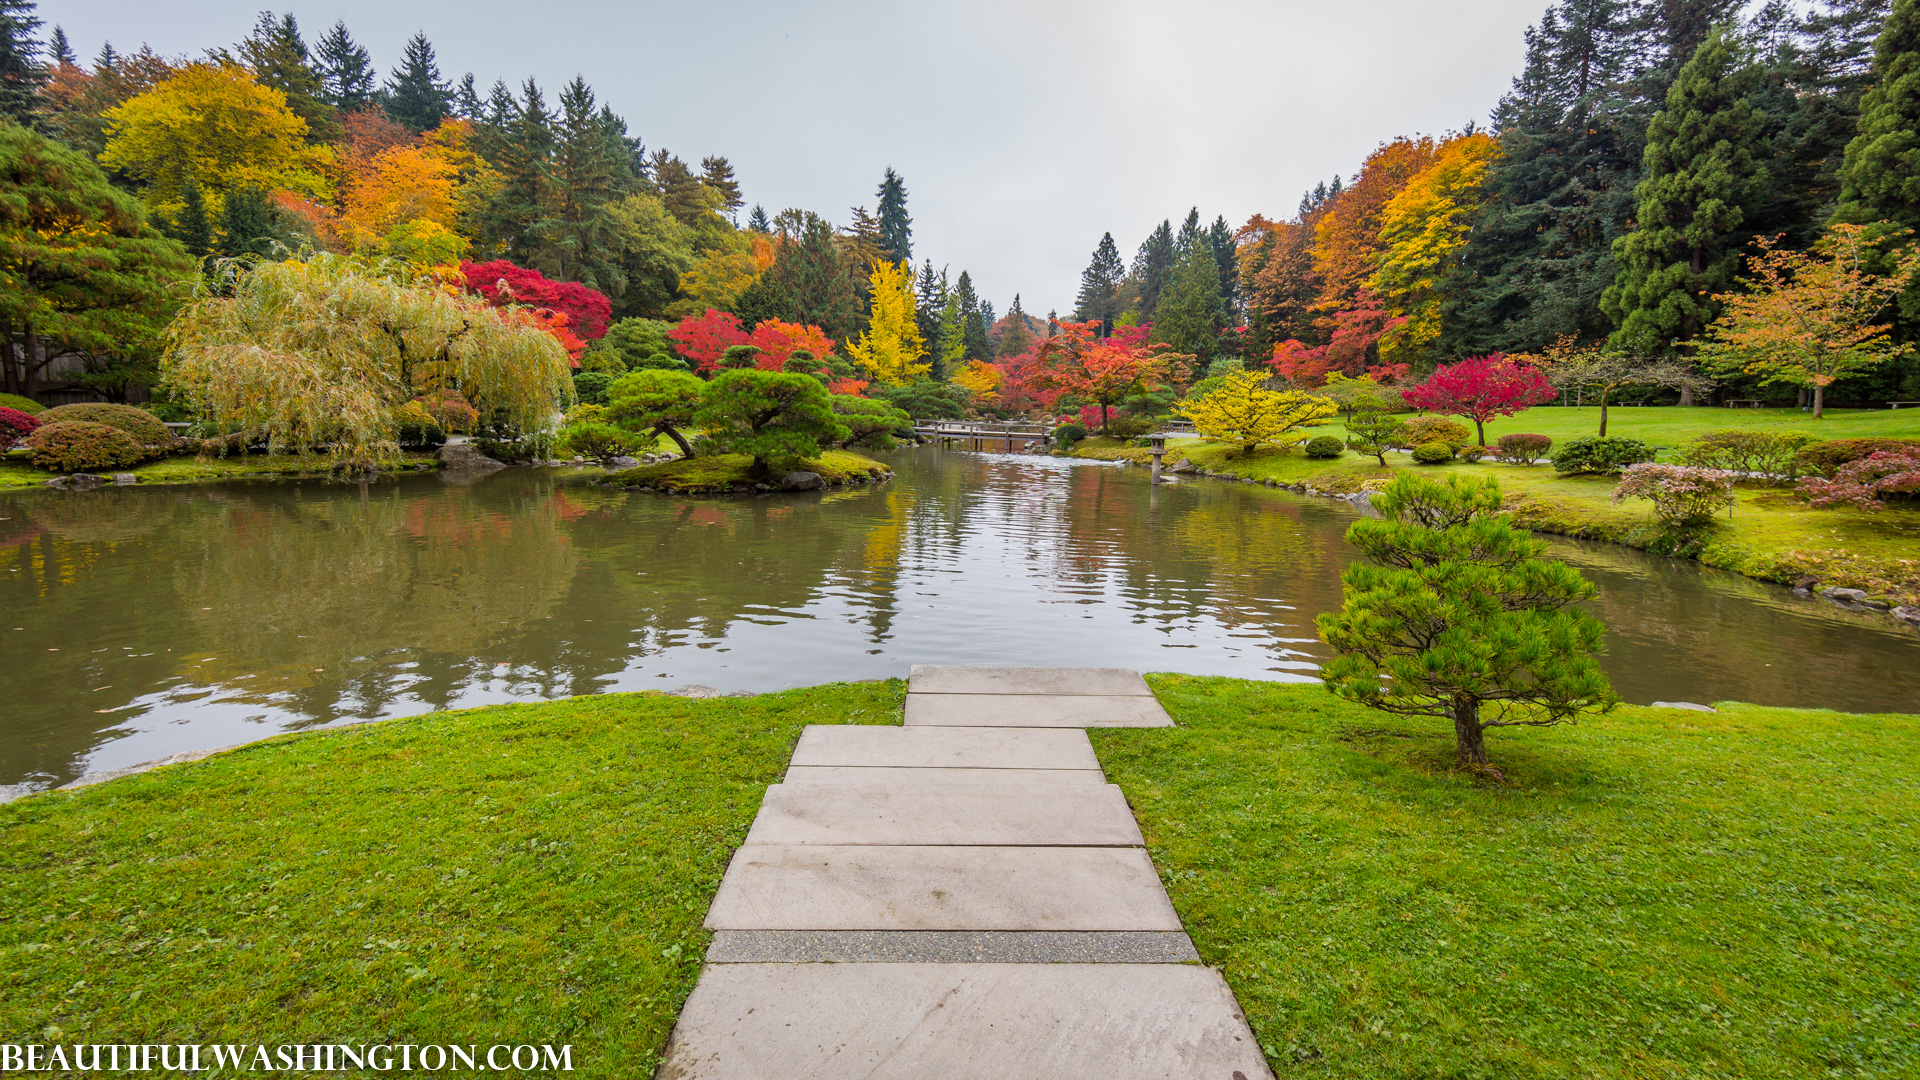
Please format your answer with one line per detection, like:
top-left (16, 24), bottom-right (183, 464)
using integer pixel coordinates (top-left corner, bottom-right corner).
top-left (437, 441), bottom-right (504, 472)
top-left (780, 470), bottom-right (825, 491)
top-left (1820, 586), bottom-right (1870, 604)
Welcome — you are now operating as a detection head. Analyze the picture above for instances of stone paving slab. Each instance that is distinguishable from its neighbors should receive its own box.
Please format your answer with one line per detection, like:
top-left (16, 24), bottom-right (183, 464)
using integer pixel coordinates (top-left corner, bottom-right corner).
top-left (904, 693), bottom-right (1174, 728)
top-left (908, 664), bottom-right (1154, 696)
top-left (742, 783), bottom-right (1144, 846)
top-left (790, 724), bottom-right (1100, 770)
top-left (705, 845), bottom-right (1181, 930)
top-left (705, 930), bottom-right (1200, 964)
top-left (654, 962), bottom-right (1273, 1080)
top-left (783, 765), bottom-right (1105, 786)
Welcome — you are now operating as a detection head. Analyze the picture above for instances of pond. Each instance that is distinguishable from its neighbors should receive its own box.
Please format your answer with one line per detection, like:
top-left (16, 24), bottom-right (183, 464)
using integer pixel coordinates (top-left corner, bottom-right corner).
top-left (3, 448), bottom-right (1915, 790)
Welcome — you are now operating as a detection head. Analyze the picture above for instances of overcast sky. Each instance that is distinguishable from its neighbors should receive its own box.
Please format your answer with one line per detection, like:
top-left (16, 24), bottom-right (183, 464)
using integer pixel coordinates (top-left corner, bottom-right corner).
top-left (48, 0), bottom-right (1547, 314)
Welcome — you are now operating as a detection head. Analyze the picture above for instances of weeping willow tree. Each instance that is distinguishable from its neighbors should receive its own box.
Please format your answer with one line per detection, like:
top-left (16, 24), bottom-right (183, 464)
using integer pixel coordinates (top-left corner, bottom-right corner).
top-left (163, 255), bottom-right (573, 459)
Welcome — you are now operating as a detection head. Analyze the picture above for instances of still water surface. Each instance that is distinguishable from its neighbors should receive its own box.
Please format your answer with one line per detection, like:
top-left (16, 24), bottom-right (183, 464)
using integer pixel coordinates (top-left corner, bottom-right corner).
top-left (3, 448), bottom-right (1915, 789)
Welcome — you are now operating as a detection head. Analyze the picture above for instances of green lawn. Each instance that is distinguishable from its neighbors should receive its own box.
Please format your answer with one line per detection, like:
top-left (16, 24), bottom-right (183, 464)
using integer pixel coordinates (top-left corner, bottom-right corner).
top-left (1096, 675), bottom-right (1920, 1079)
top-left (0, 451), bottom-right (442, 489)
top-left (0, 682), bottom-right (903, 1077)
top-left (1072, 407), bottom-right (1920, 603)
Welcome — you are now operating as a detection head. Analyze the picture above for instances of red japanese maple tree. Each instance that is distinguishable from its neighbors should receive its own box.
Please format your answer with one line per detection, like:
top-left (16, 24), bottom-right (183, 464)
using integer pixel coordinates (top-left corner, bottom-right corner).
top-left (747, 320), bottom-right (837, 371)
top-left (1400, 354), bottom-right (1557, 446)
top-left (668, 309), bottom-right (751, 374)
top-left (459, 261), bottom-right (612, 340)
top-left (1038, 320), bottom-right (1175, 431)
top-left (1266, 290), bottom-right (1406, 388)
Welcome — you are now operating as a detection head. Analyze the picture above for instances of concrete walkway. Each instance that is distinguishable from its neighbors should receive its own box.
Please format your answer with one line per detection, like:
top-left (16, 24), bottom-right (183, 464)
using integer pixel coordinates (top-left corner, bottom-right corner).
top-left (656, 666), bottom-right (1272, 1079)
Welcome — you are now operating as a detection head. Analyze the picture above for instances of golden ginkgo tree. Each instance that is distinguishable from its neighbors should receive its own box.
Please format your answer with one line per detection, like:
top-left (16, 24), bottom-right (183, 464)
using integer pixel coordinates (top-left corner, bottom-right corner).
top-left (847, 259), bottom-right (928, 386)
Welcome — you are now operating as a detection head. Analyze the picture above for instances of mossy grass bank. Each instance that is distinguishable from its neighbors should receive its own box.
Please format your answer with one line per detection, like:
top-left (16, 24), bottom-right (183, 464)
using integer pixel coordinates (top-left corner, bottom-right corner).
top-left (1096, 675), bottom-right (1920, 1079)
top-left (602, 450), bottom-right (892, 494)
top-left (0, 451), bottom-right (443, 490)
top-left (1073, 407), bottom-right (1920, 604)
top-left (0, 682), bottom-right (903, 1077)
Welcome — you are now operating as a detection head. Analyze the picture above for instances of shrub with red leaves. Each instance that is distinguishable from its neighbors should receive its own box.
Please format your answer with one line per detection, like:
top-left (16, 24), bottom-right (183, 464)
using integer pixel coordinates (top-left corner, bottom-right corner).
top-left (0, 406), bottom-right (40, 448)
top-left (1798, 451), bottom-right (1920, 511)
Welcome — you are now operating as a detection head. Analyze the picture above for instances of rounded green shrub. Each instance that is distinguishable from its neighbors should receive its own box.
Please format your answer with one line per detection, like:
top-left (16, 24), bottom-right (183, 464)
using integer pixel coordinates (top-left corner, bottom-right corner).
top-left (26, 420), bottom-right (145, 472)
top-left (37, 403), bottom-right (171, 449)
top-left (1105, 416), bottom-right (1155, 439)
top-left (557, 421), bottom-right (645, 460)
top-left (1458, 446), bottom-right (1487, 463)
top-left (1495, 432), bottom-right (1553, 464)
top-left (1412, 441), bottom-right (1455, 465)
top-left (1304, 435), bottom-right (1345, 459)
top-left (1552, 436), bottom-right (1655, 475)
top-left (1052, 423), bottom-right (1086, 447)
top-left (1401, 416), bottom-right (1470, 449)
top-left (0, 392), bottom-right (44, 415)
top-left (573, 371), bottom-right (614, 406)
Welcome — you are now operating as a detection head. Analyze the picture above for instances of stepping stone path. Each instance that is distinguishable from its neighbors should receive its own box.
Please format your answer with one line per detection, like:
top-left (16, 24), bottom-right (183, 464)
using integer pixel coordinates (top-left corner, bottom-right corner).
top-left (657, 666), bottom-right (1272, 1079)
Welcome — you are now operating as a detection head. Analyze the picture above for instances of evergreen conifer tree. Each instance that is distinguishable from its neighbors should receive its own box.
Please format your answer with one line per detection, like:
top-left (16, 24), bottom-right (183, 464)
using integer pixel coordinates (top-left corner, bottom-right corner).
top-left (547, 77), bottom-right (636, 287)
top-left (876, 166), bottom-right (912, 264)
top-left (1132, 221), bottom-right (1176, 323)
top-left (216, 188), bottom-right (283, 258)
top-left (915, 261), bottom-right (946, 374)
top-left (47, 24), bottom-right (69, 65)
top-left (0, 0), bottom-right (46, 126)
top-left (1073, 232), bottom-right (1124, 334)
top-left (169, 180), bottom-right (212, 258)
top-left (1836, 0), bottom-right (1919, 231)
top-left (747, 204), bottom-right (771, 232)
top-left (452, 74), bottom-right (484, 119)
top-left (998, 294), bottom-right (1033, 356)
top-left (1209, 215), bottom-right (1239, 319)
top-left (953, 271), bottom-right (990, 361)
top-left (1602, 26), bottom-right (1766, 353)
top-left (766, 213), bottom-right (862, 343)
top-left (701, 156), bottom-right (744, 219)
top-left (316, 21), bottom-right (375, 111)
top-left (1153, 240), bottom-right (1225, 357)
top-left (238, 12), bottom-right (338, 142)
top-left (383, 32), bottom-right (449, 133)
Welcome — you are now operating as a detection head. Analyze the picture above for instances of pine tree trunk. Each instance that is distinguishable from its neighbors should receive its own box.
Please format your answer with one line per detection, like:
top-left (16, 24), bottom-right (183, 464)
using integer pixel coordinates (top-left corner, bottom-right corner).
top-left (1452, 697), bottom-right (1487, 764)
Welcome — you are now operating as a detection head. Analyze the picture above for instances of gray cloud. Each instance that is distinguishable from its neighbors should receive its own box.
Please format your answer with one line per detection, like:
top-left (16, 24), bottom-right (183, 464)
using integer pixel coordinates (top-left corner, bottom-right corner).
top-left (49, 0), bottom-right (1545, 314)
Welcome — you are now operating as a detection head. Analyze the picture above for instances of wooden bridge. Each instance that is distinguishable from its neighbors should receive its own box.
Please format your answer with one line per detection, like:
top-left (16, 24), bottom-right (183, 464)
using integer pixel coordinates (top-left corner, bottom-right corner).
top-left (910, 419), bottom-right (1196, 453)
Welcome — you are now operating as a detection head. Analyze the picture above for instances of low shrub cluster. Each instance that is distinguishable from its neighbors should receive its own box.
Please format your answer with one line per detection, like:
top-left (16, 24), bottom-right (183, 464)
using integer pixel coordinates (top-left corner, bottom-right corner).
top-left (1412, 441), bottom-right (1455, 465)
top-left (1, 406), bottom-right (40, 448)
top-left (415, 390), bottom-right (479, 434)
top-left (573, 371), bottom-right (614, 406)
top-left (392, 401), bottom-right (447, 450)
top-left (1104, 415), bottom-right (1155, 439)
top-left (37, 402), bottom-right (171, 449)
top-left (1552, 435), bottom-right (1655, 475)
top-left (1304, 435), bottom-right (1344, 459)
top-left (1793, 437), bottom-right (1920, 478)
top-left (557, 421), bottom-right (646, 460)
top-left (1676, 429), bottom-right (1817, 484)
top-left (25, 420), bottom-right (146, 472)
top-left (1494, 432), bottom-right (1553, 464)
top-left (0, 392), bottom-right (44, 415)
top-left (1400, 416), bottom-right (1470, 449)
top-left (1612, 463), bottom-right (1737, 526)
top-left (1798, 450), bottom-right (1920, 511)
top-left (1052, 423), bottom-right (1087, 448)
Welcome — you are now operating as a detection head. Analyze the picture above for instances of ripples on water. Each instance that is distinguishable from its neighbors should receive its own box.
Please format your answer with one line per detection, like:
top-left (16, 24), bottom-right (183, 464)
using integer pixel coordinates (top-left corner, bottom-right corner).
top-left (2, 447), bottom-right (1914, 788)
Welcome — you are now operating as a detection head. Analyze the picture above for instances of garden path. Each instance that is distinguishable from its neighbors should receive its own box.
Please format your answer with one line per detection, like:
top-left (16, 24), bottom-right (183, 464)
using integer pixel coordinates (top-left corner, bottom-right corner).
top-left (655, 665), bottom-right (1273, 1079)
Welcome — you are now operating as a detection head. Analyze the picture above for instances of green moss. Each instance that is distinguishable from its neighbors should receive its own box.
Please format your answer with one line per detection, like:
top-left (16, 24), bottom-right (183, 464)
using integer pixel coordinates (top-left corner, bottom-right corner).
top-left (0, 452), bottom-right (442, 489)
top-left (604, 450), bottom-right (893, 493)
top-left (1095, 675), bottom-right (1920, 1079)
top-left (0, 681), bottom-right (905, 1077)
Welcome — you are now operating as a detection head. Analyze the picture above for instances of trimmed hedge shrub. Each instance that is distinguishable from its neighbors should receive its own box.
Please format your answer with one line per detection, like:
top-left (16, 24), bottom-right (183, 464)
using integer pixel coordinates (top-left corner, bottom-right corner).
top-left (1104, 416), bottom-right (1155, 439)
top-left (1677, 429), bottom-right (1818, 484)
top-left (25, 421), bottom-right (145, 472)
top-left (37, 403), bottom-right (170, 449)
top-left (1495, 432), bottom-right (1553, 464)
top-left (1053, 423), bottom-right (1086, 447)
top-left (573, 371), bottom-right (614, 406)
top-left (0, 392), bottom-right (43, 415)
top-left (1552, 435), bottom-right (1655, 475)
top-left (556, 421), bottom-right (645, 460)
top-left (1, 406), bottom-right (40, 447)
top-left (1401, 416), bottom-right (1470, 449)
top-left (1793, 437), bottom-right (1920, 479)
top-left (1304, 435), bottom-right (1344, 458)
top-left (1412, 441), bottom-right (1455, 464)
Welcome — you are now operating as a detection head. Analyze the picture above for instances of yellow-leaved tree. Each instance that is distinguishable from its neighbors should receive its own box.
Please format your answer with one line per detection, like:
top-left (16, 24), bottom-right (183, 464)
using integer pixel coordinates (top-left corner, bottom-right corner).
top-left (849, 259), bottom-right (928, 386)
top-left (951, 359), bottom-right (1003, 399)
top-left (1176, 369), bottom-right (1336, 456)
top-left (164, 255), bottom-right (573, 461)
top-left (1367, 132), bottom-right (1500, 361)
top-left (99, 61), bottom-right (331, 217)
top-left (337, 144), bottom-right (460, 253)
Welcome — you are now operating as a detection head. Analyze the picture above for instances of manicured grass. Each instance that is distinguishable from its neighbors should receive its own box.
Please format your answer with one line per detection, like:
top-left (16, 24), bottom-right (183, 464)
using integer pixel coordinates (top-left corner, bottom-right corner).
top-left (1075, 408), bottom-right (1920, 603)
top-left (604, 450), bottom-right (893, 493)
top-left (0, 451), bottom-right (442, 489)
top-left (0, 682), bottom-right (904, 1077)
top-left (1096, 675), bottom-right (1920, 1079)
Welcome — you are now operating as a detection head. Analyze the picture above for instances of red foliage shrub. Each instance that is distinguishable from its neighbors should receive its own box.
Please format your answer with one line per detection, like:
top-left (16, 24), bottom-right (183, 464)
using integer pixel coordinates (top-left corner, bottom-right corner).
top-left (0, 406), bottom-right (39, 447)
top-left (668, 309), bottom-right (750, 374)
top-left (1495, 432), bottom-right (1554, 464)
top-left (1401, 354), bottom-right (1557, 444)
top-left (1798, 451), bottom-right (1920, 510)
top-left (459, 260), bottom-right (612, 340)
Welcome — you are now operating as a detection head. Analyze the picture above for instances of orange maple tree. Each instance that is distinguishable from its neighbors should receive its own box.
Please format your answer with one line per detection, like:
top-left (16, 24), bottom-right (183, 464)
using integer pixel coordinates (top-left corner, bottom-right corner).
top-left (1037, 320), bottom-right (1179, 431)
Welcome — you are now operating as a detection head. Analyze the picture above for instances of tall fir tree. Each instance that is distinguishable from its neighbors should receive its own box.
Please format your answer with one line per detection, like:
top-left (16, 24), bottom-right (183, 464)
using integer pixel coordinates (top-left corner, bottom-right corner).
top-left (1153, 238), bottom-right (1226, 357)
top-left (1072, 232), bottom-right (1124, 334)
top-left (383, 32), bottom-right (449, 133)
top-left (766, 213), bottom-right (863, 343)
top-left (1445, 0), bottom-right (1644, 354)
top-left (953, 270), bottom-right (990, 361)
top-left (1130, 220), bottom-right (1176, 323)
top-left (168, 179), bottom-right (212, 258)
top-left (747, 204), bottom-right (771, 232)
top-left (1836, 0), bottom-right (1919, 232)
top-left (915, 260), bottom-right (946, 376)
top-left (0, 0), bottom-right (45, 126)
top-left (216, 188), bottom-right (285, 258)
top-left (237, 12), bottom-right (338, 143)
top-left (1602, 26), bottom-right (1767, 354)
top-left (473, 78), bottom-right (555, 263)
top-left (46, 24), bottom-right (68, 65)
top-left (876, 166), bottom-right (912, 264)
top-left (998, 294), bottom-right (1033, 356)
top-left (701, 156), bottom-right (743, 219)
top-left (315, 21), bottom-right (375, 112)
top-left (452, 74), bottom-right (485, 119)
top-left (1208, 215), bottom-right (1239, 321)
top-left (547, 76), bottom-right (638, 287)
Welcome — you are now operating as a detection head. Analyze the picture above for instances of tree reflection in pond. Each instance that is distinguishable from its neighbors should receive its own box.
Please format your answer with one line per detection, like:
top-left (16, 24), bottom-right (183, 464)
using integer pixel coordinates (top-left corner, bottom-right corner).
top-left (3, 451), bottom-right (1916, 790)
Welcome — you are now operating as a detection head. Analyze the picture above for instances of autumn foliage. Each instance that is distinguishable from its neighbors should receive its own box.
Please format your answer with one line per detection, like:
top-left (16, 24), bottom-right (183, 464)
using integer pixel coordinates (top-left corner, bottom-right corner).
top-left (1038, 320), bottom-right (1178, 430)
top-left (1401, 355), bottom-right (1557, 445)
top-left (460, 261), bottom-right (612, 340)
